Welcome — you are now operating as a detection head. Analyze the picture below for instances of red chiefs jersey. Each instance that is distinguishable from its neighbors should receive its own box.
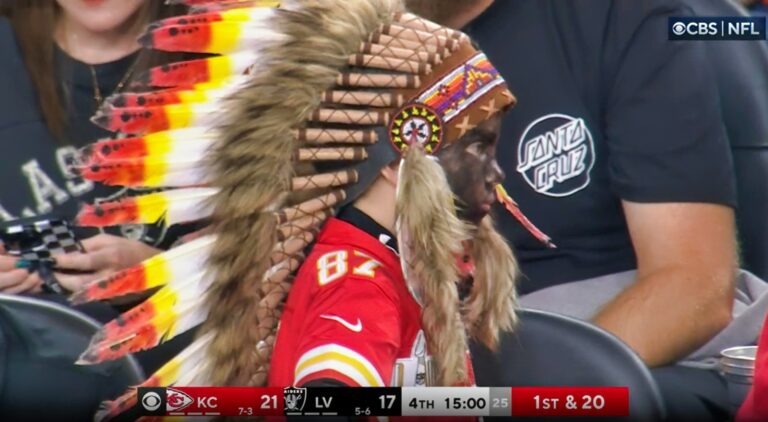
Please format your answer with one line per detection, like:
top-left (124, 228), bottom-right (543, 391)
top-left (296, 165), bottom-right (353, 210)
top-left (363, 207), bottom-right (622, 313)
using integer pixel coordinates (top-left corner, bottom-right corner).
top-left (268, 216), bottom-right (474, 388)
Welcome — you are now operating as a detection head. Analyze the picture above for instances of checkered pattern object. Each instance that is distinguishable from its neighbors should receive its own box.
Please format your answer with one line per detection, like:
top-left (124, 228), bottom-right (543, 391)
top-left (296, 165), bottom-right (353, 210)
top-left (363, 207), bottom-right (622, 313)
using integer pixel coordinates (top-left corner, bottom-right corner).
top-left (1, 219), bottom-right (82, 260)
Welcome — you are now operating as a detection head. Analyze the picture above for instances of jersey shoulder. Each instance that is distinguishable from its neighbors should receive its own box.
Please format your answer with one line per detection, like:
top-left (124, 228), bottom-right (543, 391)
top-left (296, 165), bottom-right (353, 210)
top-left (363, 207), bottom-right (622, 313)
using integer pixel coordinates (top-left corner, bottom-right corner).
top-left (296, 243), bottom-right (398, 295)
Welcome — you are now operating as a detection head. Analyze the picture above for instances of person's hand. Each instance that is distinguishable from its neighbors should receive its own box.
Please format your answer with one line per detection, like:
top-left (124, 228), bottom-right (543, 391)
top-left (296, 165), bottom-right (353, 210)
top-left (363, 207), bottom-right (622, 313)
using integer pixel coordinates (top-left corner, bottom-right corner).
top-left (0, 246), bottom-right (43, 295)
top-left (54, 234), bottom-right (161, 291)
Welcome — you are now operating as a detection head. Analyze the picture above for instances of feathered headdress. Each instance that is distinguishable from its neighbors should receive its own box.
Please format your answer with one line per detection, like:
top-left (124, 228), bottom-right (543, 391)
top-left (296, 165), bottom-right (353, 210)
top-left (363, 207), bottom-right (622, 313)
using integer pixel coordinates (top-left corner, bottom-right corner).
top-left (70, 0), bottom-right (552, 418)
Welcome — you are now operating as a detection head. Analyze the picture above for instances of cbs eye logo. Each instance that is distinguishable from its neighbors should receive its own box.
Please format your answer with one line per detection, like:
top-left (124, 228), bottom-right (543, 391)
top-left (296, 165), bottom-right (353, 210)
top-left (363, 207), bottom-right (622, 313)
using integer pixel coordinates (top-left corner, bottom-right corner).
top-left (142, 391), bottom-right (162, 411)
top-left (672, 22), bottom-right (687, 36)
top-left (669, 17), bottom-right (765, 40)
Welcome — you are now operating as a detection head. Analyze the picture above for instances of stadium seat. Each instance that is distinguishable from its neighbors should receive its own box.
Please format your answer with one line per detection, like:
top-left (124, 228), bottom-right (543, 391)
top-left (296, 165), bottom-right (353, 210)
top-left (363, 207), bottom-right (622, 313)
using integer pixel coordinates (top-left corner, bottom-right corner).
top-left (471, 308), bottom-right (666, 421)
top-left (0, 293), bottom-right (144, 421)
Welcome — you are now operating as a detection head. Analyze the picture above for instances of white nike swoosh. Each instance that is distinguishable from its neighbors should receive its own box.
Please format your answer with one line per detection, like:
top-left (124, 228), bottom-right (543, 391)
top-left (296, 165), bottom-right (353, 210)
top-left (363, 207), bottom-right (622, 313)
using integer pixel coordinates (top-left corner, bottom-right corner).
top-left (319, 314), bottom-right (363, 333)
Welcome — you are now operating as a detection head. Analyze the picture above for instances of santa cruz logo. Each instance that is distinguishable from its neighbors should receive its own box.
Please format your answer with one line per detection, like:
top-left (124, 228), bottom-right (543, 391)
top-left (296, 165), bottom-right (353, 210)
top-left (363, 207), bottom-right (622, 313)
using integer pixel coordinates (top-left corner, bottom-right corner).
top-left (517, 114), bottom-right (595, 197)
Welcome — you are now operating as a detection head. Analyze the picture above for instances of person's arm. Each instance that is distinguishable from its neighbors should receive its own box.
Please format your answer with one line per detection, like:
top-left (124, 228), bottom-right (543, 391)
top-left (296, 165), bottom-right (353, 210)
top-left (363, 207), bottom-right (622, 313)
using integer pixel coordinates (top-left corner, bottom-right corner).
top-left (596, 2), bottom-right (739, 366)
top-left (593, 202), bottom-right (736, 367)
top-left (0, 234), bottom-right (158, 295)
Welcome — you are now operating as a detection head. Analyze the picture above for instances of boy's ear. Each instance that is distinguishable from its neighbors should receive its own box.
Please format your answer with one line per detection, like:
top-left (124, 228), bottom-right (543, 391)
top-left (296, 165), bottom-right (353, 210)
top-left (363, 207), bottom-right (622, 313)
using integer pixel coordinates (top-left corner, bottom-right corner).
top-left (380, 160), bottom-right (400, 186)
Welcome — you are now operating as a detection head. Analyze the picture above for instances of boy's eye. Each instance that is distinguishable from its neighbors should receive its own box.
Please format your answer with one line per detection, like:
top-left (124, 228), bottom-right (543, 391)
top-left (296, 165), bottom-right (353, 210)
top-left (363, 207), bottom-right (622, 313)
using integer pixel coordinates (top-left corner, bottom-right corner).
top-left (466, 141), bottom-right (485, 157)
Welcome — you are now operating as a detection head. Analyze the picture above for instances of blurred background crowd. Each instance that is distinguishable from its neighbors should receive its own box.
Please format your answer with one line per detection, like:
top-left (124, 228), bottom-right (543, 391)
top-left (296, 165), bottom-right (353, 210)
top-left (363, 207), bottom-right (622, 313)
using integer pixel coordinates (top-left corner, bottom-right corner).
top-left (0, 0), bottom-right (767, 421)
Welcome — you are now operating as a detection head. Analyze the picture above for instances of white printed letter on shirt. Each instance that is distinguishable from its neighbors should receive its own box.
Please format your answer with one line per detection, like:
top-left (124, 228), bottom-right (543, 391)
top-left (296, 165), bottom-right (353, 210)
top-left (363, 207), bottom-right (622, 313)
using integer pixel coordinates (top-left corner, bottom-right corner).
top-left (21, 159), bottom-right (70, 214)
top-left (0, 202), bottom-right (17, 222)
top-left (57, 146), bottom-right (93, 196)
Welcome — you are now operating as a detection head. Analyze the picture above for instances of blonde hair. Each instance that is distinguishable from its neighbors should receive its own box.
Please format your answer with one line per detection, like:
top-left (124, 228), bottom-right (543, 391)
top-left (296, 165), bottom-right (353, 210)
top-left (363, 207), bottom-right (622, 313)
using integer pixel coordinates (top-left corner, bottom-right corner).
top-left (1, 1), bottom-right (188, 142)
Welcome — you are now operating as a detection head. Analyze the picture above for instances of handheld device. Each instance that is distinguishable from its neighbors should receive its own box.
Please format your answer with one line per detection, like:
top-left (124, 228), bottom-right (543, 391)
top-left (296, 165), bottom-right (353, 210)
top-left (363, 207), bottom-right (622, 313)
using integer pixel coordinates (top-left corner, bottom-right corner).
top-left (0, 217), bottom-right (85, 294)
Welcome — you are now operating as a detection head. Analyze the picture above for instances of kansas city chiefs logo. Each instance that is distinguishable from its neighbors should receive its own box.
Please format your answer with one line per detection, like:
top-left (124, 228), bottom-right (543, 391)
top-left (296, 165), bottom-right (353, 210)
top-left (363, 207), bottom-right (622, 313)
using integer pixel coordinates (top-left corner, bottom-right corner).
top-left (166, 388), bottom-right (194, 412)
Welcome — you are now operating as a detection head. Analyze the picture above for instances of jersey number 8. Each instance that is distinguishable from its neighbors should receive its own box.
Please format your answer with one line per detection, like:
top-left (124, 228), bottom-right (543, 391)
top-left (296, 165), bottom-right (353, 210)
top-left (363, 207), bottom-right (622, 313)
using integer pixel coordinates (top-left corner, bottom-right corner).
top-left (317, 250), bottom-right (381, 285)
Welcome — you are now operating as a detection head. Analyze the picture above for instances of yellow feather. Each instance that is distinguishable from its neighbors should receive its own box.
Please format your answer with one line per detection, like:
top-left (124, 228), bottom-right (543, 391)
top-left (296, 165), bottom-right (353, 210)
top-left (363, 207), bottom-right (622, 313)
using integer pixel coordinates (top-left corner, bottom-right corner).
top-left (135, 188), bottom-right (217, 225)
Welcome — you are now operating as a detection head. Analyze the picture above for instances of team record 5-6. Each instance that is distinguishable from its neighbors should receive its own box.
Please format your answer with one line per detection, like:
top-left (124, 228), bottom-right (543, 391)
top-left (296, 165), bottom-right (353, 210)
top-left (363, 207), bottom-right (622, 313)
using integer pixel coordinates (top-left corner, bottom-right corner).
top-left (137, 386), bottom-right (630, 417)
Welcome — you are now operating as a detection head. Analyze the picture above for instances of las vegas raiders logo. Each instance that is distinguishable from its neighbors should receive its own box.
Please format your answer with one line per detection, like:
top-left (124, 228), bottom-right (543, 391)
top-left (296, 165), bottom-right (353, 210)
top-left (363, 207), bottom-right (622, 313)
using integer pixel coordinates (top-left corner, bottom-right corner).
top-left (284, 387), bottom-right (308, 412)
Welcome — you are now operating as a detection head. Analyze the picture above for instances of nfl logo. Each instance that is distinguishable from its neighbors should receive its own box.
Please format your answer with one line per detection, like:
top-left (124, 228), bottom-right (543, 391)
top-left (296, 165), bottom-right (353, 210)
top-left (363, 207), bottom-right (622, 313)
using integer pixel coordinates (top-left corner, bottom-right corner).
top-left (283, 387), bottom-right (307, 412)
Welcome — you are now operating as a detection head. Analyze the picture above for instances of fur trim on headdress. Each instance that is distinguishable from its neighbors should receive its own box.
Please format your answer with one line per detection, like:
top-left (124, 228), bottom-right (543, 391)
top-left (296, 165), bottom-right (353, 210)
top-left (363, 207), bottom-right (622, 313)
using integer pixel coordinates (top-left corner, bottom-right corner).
top-left (464, 216), bottom-right (518, 350)
top-left (396, 146), bottom-right (471, 386)
top-left (202, 0), bottom-right (402, 387)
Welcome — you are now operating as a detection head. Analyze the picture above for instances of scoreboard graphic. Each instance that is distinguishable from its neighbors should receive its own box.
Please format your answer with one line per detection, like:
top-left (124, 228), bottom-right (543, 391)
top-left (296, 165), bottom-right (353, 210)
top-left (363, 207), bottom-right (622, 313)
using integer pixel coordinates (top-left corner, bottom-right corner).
top-left (138, 386), bottom-right (630, 418)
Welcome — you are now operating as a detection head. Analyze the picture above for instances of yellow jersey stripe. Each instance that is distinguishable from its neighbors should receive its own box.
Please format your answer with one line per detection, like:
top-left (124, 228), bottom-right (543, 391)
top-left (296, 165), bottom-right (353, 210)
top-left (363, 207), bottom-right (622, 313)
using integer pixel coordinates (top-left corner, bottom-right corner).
top-left (295, 344), bottom-right (385, 386)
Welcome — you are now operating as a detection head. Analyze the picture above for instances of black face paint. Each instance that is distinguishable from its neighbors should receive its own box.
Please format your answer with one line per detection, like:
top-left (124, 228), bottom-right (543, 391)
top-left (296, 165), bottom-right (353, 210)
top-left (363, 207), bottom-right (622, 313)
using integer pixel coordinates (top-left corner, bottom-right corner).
top-left (437, 115), bottom-right (504, 224)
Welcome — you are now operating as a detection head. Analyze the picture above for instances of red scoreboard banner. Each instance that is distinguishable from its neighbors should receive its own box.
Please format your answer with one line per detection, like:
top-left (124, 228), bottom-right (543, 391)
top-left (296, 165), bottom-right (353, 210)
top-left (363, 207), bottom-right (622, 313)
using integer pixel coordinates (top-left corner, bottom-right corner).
top-left (137, 386), bottom-right (630, 417)
top-left (511, 387), bottom-right (630, 417)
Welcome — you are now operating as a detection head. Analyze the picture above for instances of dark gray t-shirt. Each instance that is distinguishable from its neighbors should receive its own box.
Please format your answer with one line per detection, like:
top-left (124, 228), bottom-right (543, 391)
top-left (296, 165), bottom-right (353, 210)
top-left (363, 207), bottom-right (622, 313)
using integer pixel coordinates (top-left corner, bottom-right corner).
top-left (468, 0), bottom-right (737, 293)
top-left (0, 18), bottom-right (187, 249)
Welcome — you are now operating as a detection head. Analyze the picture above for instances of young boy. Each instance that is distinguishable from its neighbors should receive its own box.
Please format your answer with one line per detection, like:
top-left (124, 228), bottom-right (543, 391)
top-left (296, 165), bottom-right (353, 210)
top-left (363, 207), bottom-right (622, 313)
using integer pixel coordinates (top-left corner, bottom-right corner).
top-left (67, 2), bottom-right (539, 417)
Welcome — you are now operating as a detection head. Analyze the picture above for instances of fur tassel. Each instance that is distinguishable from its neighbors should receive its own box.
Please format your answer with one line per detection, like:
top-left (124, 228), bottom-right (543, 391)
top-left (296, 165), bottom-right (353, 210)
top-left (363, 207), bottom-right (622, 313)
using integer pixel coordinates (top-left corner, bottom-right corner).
top-left (200, 0), bottom-right (403, 386)
top-left (463, 216), bottom-right (519, 351)
top-left (395, 146), bottom-right (471, 386)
